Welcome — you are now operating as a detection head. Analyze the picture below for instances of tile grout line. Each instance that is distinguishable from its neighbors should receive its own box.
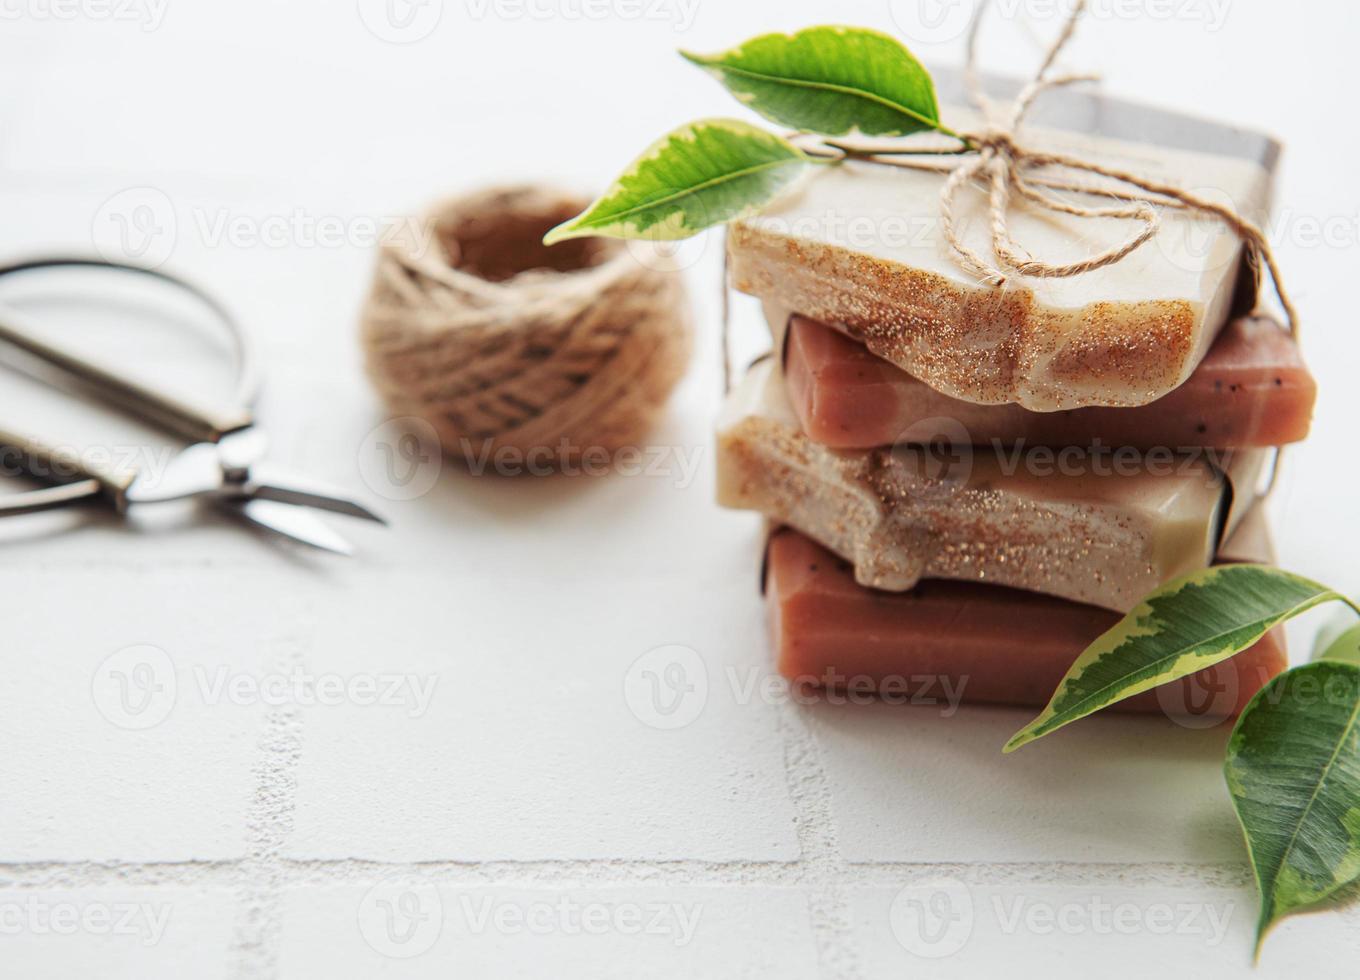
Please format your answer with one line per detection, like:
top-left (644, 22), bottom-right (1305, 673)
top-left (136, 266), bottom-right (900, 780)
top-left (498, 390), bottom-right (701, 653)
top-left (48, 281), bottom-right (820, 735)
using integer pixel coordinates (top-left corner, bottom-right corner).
top-left (226, 636), bottom-right (307, 980)
top-left (775, 704), bottom-right (863, 980)
top-left (0, 858), bottom-right (1258, 891)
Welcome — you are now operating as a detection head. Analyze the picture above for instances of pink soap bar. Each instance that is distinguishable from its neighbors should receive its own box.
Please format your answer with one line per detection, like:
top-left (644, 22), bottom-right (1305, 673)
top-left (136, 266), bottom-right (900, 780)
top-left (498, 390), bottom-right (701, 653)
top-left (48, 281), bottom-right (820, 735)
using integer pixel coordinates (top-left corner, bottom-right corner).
top-left (765, 528), bottom-right (1287, 719)
top-left (785, 314), bottom-right (1316, 450)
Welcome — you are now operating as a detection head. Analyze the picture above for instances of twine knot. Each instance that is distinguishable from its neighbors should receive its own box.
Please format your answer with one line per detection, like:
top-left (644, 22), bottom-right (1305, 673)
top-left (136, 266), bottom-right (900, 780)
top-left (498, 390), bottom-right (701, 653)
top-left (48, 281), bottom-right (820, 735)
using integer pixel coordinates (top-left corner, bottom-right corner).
top-left (933, 0), bottom-right (1296, 333)
top-left (968, 127), bottom-right (1017, 156)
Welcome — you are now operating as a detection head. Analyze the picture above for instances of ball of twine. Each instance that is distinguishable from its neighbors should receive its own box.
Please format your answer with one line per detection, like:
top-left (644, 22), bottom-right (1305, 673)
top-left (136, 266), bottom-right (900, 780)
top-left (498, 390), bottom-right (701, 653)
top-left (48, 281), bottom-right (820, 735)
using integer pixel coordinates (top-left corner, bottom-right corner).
top-left (360, 185), bottom-right (692, 469)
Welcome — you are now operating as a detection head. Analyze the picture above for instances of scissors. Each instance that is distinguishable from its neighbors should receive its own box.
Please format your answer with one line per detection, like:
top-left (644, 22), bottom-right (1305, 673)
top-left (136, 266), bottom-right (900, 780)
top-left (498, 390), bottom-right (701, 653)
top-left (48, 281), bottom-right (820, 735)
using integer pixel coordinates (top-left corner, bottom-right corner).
top-left (0, 256), bottom-right (385, 554)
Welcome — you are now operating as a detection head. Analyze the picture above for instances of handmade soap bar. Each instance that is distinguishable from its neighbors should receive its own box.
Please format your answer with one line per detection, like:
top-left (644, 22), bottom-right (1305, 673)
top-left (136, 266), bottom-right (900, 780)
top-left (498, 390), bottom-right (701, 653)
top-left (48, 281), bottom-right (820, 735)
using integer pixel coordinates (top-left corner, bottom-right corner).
top-left (784, 313), bottom-right (1316, 450)
top-left (717, 360), bottom-right (1266, 612)
top-left (728, 83), bottom-right (1279, 411)
top-left (764, 517), bottom-right (1287, 718)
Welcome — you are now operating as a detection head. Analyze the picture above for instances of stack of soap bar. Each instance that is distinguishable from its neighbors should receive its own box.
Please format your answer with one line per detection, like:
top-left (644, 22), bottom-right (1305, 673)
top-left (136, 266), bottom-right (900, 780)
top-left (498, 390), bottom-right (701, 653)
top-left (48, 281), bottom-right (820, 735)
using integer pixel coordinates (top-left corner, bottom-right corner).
top-left (714, 79), bottom-right (1310, 718)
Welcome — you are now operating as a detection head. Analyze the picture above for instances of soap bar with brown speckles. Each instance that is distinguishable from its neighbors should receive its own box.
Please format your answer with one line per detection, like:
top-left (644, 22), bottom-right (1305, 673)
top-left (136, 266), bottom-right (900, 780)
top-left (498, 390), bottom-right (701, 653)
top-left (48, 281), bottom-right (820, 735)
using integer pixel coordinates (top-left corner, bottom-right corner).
top-left (729, 79), bottom-right (1280, 412)
top-left (717, 359), bottom-right (1266, 612)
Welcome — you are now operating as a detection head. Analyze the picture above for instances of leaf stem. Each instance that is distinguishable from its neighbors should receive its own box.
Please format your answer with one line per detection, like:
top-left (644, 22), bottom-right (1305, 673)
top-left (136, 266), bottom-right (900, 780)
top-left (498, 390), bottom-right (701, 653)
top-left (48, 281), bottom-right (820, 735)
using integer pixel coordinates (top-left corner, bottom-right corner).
top-left (933, 123), bottom-right (974, 149)
top-left (818, 133), bottom-right (976, 160)
top-left (843, 144), bottom-right (973, 159)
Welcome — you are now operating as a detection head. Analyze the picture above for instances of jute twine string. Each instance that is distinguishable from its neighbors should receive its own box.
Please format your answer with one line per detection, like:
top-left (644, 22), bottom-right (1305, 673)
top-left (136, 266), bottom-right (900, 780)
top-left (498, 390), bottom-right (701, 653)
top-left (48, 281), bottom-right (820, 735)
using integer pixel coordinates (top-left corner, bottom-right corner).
top-left (361, 185), bottom-right (691, 466)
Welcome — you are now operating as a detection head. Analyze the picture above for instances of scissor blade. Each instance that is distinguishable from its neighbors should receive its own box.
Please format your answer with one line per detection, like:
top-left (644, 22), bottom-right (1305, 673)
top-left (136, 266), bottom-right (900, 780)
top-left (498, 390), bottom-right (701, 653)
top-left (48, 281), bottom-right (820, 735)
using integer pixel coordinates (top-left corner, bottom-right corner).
top-left (125, 442), bottom-right (223, 504)
top-left (229, 499), bottom-right (354, 555)
top-left (0, 479), bottom-right (104, 516)
top-left (242, 462), bottom-right (387, 524)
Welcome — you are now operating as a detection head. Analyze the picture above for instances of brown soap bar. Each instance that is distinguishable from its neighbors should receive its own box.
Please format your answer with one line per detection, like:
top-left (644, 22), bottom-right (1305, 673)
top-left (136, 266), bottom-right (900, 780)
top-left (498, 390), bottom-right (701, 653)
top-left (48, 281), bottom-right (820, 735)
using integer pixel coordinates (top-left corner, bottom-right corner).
top-left (786, 314), bottom-right (1316, 451)
top-left (765, 519), bottom-right (1287, 719)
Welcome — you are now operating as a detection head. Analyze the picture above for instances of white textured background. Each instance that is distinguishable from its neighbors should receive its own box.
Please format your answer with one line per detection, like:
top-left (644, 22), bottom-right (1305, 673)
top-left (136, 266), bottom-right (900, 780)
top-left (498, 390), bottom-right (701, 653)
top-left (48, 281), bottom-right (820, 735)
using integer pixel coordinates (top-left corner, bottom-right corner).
top-left (1, 1), bottom-right (1357, 976)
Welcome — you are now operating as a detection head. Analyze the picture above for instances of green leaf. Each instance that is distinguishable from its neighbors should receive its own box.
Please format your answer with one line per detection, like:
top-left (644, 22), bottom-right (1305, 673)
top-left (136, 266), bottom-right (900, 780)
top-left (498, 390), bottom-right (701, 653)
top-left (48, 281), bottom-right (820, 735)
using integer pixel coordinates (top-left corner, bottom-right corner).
top-left (681, 26), bottom-right (943, 138)
top-left (1312, 618), bottom-right (1360, 667)
top-left (1005, 565), bottom-right (1350, 752)
top-left (542, 118), bottom-right (809, 245)
top-left (1225, 660), bottom-right (1360, 957)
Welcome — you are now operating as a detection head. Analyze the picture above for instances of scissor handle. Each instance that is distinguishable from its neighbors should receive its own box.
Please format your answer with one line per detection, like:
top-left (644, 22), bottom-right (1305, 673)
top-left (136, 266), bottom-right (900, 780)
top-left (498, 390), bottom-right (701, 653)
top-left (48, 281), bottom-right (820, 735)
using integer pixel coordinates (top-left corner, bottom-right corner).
top-left (0, 304), bottom-right (253, 444)
top-left (0, 426), bottom-right (137, 512)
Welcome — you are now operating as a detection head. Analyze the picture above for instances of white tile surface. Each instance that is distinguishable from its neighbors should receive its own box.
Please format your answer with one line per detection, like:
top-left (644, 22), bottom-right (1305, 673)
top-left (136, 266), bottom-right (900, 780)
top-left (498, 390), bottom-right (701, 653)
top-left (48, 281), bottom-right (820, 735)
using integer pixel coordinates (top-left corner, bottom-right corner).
top-left (2, 1), bottom-right (1359, 977)
top-left (279, 883), bottom-right (822, 980)
top-left (0, 885), bottom-right (237, 980)
top-left (810, 700), bottom-right (1246, 865)
top-left (286, 555), bottom-right (803, 863)
top-left (0, 568), bottom-right (302, 862)
top-left (850, 881), bottom-right (1360, 979)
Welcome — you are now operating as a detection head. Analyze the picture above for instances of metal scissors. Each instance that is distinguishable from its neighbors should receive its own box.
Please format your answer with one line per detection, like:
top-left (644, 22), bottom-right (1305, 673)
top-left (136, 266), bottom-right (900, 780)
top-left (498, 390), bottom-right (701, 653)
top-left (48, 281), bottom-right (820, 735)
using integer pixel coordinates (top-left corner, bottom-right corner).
top-left (0, 256), bottom-right (384, 554)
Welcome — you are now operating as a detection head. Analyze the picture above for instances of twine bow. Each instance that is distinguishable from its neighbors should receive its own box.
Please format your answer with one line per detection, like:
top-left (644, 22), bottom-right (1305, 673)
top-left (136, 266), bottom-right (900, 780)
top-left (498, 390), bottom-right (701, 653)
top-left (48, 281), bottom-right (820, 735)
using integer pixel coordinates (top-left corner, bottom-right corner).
top-left (869, 0), bottom-right (1297, 333)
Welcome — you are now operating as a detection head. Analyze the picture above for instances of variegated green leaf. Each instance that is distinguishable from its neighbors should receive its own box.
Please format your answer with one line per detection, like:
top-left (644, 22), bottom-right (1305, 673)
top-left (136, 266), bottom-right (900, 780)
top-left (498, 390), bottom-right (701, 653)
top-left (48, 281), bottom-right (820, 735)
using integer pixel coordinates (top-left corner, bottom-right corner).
top-left (1225, 660), bottom-right (1360, 957)
top-left (1312, 617), bottom-right (1360, 667)
top-left (1004, 565), bottom-right (1351, 752)
top-left (680, 26), bottom-right (943, 137)
top-left (542, 118), bottom-right (808, 245)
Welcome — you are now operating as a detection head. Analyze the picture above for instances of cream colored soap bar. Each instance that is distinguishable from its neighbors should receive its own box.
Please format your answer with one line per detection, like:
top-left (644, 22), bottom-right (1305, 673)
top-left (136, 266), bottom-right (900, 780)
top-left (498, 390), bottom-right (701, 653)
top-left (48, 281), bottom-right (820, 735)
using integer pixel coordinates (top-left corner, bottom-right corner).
top-left (717, 360), bottom-right (1265, 612)
top-left (729, 106), bottom-right (1274, 411)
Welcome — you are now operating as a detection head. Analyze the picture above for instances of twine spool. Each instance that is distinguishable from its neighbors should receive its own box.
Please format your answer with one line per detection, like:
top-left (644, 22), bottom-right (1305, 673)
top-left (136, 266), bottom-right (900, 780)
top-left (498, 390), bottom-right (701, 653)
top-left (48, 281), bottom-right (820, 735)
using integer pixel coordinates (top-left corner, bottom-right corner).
top-left (360, 185), bottom-right (692, 469)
